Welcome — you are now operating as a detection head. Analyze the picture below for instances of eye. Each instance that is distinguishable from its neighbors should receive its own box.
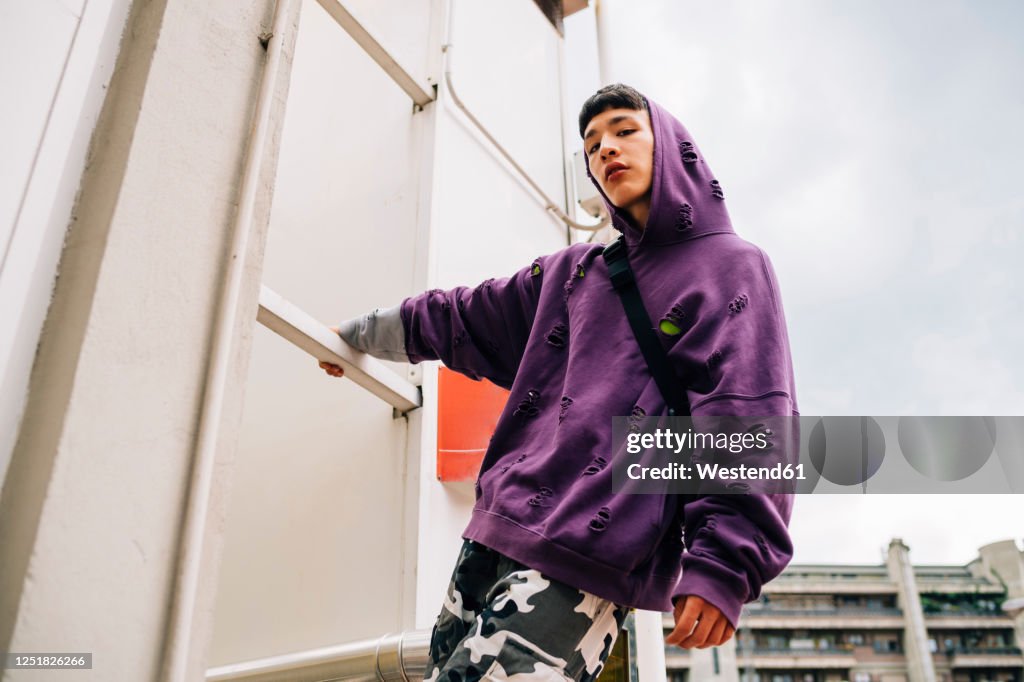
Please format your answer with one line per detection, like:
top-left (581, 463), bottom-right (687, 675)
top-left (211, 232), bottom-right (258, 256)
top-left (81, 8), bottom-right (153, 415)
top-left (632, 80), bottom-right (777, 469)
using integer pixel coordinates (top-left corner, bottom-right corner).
top-left (588, 129), bottom-right (636, 156)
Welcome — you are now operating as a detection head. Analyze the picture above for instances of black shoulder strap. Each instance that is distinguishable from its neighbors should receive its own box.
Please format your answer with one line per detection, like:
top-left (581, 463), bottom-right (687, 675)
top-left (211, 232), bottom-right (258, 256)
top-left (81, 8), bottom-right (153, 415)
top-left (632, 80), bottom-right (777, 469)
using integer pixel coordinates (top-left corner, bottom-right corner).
top-left (602, 235), bottom-right (690, 416)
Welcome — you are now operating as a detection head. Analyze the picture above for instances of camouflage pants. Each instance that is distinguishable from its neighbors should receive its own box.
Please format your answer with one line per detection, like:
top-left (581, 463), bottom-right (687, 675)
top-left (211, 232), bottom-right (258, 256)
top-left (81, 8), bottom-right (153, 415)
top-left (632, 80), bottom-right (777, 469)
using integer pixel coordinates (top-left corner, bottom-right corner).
top-left (423, 539), bottom-right (631, 682)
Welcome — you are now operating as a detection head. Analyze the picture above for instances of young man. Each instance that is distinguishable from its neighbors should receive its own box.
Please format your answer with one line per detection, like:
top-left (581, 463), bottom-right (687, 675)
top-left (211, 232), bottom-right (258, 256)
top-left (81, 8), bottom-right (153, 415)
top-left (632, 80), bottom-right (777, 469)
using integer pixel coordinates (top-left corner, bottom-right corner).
top-left (321, 83), bottom-right (798, 681)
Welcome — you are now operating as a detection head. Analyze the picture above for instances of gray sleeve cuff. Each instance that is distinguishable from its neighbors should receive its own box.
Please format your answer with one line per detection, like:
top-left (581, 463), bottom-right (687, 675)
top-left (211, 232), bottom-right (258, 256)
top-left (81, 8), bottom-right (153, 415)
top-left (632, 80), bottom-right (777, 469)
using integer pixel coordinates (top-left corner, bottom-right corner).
top-left (336, 303), bottom-right (408, 362)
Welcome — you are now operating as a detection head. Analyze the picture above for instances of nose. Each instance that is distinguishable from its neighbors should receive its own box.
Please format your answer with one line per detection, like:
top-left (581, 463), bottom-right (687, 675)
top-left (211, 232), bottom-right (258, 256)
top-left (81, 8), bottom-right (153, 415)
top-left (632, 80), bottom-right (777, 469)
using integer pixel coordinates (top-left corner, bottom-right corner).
top-left (600, 143), bottom-right (619, 162)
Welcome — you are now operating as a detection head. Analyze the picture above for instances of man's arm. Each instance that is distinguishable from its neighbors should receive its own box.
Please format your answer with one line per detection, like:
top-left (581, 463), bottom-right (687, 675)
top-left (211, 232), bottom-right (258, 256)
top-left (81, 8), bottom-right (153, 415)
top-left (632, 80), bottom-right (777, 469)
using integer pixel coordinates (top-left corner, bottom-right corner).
top-left (335, 257), bottom-right (545, 390)
top-left (336, 304), bottom-right (408, 362)
top-left (670, 396), bottom-right (797, 631)
top-left (666, 247), bottom-right (798, 643)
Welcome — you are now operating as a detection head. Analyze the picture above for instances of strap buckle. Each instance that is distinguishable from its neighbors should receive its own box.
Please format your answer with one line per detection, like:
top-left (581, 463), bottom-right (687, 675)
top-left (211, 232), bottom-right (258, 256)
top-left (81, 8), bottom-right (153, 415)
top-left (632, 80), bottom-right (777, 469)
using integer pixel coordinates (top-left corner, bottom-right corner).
top-left (602, 236), bottom-right (634, 290)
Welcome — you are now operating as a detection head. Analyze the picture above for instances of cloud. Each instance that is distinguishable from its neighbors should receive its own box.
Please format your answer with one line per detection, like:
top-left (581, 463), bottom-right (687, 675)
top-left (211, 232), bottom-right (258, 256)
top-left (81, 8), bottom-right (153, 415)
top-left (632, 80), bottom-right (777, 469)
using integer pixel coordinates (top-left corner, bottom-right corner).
top-left (565, 0), bottom-right (1024, 563)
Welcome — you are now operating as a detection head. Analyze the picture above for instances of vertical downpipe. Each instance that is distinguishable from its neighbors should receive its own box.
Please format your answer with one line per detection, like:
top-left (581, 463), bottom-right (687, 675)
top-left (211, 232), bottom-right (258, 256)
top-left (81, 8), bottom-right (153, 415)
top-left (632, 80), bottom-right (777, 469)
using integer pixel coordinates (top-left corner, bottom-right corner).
top-left (593, 0), bottom-right (612, 86)
top-left (158, 0), bottom-right (297, 679)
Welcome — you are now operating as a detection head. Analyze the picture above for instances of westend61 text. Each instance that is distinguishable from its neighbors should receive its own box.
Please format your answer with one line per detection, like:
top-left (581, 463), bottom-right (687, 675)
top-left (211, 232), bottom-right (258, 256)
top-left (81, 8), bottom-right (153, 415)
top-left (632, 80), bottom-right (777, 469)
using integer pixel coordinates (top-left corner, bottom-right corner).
top-left (626, 462), bottom-right (806, 481)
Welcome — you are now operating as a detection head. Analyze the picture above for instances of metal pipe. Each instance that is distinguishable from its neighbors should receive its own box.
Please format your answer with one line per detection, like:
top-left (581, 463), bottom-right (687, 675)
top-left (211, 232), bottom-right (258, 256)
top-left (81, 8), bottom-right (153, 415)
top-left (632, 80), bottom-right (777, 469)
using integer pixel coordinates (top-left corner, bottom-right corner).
top-left (315, 0), bottom-right (434, 108)
top-left (205, 629), bottom-right (432, 681)
top-left (594, 0), bottom-right (613, 86)
top-left (441, 0), bottom-right (608, 233)
top-left (158, 0), bottom-right (299, 678)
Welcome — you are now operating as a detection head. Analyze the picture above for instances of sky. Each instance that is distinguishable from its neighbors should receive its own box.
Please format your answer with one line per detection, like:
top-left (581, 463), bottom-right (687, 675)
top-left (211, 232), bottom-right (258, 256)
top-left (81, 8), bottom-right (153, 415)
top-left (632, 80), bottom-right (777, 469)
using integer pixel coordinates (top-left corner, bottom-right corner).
top-left (563, 0), bottom-right (1023, 567)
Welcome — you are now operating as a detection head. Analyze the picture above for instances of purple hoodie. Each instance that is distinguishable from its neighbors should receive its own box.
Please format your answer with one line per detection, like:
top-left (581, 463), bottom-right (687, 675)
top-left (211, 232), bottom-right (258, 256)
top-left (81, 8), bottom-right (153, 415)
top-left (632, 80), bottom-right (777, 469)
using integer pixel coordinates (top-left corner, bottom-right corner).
top-left (395, 95), bottom-right (797, 627)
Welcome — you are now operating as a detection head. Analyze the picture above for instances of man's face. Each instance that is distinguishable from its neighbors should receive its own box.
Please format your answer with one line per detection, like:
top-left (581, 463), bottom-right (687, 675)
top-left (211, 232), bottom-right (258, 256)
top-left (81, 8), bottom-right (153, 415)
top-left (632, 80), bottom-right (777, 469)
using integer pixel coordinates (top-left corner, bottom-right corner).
top-left (583, 106), bottom-right (655, 220)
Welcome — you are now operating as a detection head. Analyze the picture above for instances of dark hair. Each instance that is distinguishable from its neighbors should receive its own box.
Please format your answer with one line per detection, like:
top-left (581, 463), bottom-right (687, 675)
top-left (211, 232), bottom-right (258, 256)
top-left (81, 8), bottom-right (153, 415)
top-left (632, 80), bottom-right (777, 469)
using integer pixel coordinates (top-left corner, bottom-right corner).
top-left (578, 83), bottom-right (648, 139)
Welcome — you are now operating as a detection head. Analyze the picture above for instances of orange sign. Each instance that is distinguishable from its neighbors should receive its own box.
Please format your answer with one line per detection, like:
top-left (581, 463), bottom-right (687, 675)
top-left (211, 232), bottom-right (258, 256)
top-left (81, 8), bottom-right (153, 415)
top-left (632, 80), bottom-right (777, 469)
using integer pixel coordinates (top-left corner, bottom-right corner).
top-left (436, 367), bottom-right (510, 481)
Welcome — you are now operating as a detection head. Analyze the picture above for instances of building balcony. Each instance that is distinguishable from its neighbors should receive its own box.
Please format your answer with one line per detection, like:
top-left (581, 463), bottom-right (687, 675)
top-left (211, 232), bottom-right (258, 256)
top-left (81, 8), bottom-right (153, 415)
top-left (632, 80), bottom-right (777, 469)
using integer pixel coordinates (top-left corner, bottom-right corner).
top-left (925, 612), bottom-right (1016, 629)
top-left (748, 606), bottom-right (903, 616)
top-left (916, 580), bottom-right (1007, 595)
top-left (765, 578), bottom-right (898, 595)
top-left (941, 646), bottom-right (1024, 668)
top-left (749, 647), bottom-right (857, 656)
top-left (741, 606), bottom-right (905, 629)
top-left (733, 647), bottom-right (856, 669)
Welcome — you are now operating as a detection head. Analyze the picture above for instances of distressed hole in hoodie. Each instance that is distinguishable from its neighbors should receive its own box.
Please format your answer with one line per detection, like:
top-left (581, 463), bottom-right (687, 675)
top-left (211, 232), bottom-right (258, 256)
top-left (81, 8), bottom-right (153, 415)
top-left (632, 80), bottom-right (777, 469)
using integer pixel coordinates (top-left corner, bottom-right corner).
top-left (727, 481), bottom-right (751, 493)
top-left (754, 534), bottom-right (770, 560)
top-left (426, 288), bottom-right (445, 297)
top-left (675, 203), bottom-right (694, 231)
top-left (581, 455), bottom-right (607, 476)
top-left (559, 395), bottom-right (574, 423)
top-left (659, 304), bottom-right (686, 336)
top-left (440, 298), bottom-right (452, 312)
top-left (677, 140), bottom-right (698, 164)
top-left (477, 277), bottom-right (495, 293)
top-left (589, 506), bottom-right (612, 531)
top-left (546, 323), bottom-right (569, 349)
top-left (499, 455), bottom-right (520, 473)
top-left (728, 293), bottom-right (749, 314)
top-left (453, 329), bottom-right (468, 348)
top-left (707, 349), bottom-right (723, 368)
top-left (563, 278), bottom-right (575, 302)
top-left (574, 262), bottom-right (586, 279)
top-left (694, 516), bottom-right (718, 541)
top-left (513, 389), bottom-right (542, 418)
top-left (527, 486), bottom-right (555, 507)
top-left (530, 258), bottom-right (543, 277)
top-left (710, 179), bottom-right (725, 200)
top-left (627, 405), bottom-right (647, 433)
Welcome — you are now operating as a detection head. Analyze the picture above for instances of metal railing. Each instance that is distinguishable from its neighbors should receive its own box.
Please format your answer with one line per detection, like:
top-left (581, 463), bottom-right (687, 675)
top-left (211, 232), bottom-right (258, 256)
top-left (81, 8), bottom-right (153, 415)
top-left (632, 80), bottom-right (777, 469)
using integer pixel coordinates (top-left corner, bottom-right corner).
top-left (314, 0), bottom-right (434, 108)
top-left (207, 629), bottom-right (431, 682)
top-left (257, 285), bottom-right (421, 414)
top-left (945, 646), bottom-right (1023, 656)
top-left (744, 605), bottom-right (903, 617)
top-left (745, 647), bottom-right (855, 656)
top-left (923, 609), bottom-right (1007, 618)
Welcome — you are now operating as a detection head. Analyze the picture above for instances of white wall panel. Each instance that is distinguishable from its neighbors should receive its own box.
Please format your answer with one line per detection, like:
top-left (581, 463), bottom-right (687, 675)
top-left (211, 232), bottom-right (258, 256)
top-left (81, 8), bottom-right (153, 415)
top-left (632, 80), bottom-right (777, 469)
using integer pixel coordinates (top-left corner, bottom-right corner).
top-left (445, 0), bottom-right (567, 225)
top-left (411, 0), bottom-right (571, 633)
top-left (212, 0), bottom-right (572, 664)
top-left (0, 0), bottom-right (83, 255)
top-left (433, 104), bottom-right (565, 284)
top-left (0, 0), bottom-right (133, 497)
top-left (210, 0), bottom-right (425, 664)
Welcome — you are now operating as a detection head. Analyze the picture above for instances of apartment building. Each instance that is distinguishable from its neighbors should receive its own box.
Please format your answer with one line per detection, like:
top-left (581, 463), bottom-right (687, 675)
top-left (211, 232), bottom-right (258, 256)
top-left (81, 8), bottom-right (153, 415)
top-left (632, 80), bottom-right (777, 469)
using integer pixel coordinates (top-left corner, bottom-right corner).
top-left (664, 538), bottom-right (1024, 682)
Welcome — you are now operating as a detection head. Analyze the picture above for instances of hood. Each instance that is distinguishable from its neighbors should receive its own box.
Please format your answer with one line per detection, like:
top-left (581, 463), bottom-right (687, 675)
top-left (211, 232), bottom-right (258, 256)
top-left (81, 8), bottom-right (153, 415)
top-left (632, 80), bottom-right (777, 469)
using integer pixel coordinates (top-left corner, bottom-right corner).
top-left (584, 95), bottom-right (737, 248)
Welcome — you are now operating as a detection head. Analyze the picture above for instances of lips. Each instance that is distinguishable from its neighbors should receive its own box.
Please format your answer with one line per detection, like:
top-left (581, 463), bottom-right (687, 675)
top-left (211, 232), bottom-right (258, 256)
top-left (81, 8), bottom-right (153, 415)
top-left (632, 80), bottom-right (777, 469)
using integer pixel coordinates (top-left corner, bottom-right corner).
top-left (605, 162), bottom-right (628, 181)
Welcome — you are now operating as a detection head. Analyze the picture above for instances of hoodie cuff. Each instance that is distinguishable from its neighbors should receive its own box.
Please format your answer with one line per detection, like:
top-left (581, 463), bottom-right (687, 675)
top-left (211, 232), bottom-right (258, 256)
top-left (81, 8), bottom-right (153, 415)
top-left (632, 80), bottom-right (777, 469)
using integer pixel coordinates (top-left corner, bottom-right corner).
top-left (336, 303), bottom-right (408, 362)
top-left (671, 561), bottom-right (748, 631)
